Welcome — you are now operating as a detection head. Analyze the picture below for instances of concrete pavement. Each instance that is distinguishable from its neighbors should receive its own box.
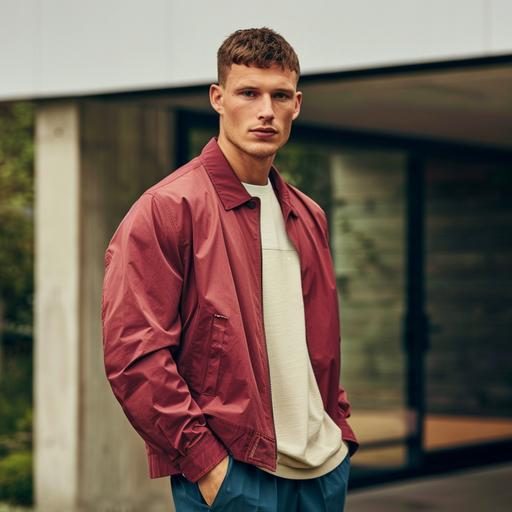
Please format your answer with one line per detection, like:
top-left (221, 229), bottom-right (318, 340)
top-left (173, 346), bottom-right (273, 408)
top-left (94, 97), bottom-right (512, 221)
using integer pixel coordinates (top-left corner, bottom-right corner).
top-left (347, 462), bottom-right (511, 512)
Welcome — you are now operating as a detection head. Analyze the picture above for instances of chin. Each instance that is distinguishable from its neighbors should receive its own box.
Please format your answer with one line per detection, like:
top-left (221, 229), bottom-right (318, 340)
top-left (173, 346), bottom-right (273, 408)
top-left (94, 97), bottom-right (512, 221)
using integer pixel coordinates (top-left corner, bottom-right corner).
top-left (224, 132), bottom-right (281, 160)
top-left (245, 139), bottom-right (283, 159)
top-left (249, 146), bottom-right (278, 159)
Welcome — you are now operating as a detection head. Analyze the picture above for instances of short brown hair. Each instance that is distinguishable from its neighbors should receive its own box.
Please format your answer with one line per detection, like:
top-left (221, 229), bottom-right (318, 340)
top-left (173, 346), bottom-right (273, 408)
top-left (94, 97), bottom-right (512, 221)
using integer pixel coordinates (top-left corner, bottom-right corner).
top-left (217, 27), bottom-right (300, 86)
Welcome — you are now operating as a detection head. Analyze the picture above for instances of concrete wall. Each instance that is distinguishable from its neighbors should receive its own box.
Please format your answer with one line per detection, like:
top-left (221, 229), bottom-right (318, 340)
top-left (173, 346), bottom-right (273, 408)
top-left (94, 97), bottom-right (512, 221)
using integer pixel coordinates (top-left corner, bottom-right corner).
top-left (1, 0), bottom-right (512, 101)
top-left (35, 99), bottom-right (81, 512)
top-left (35, 99), bottom-right (176, 511)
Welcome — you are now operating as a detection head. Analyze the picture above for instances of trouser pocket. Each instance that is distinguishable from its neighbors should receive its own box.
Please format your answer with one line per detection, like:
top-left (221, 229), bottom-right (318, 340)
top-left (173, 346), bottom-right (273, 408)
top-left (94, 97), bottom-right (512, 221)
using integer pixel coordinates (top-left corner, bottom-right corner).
top-left (171, 455), bottom-right (234, 511)
top-left (171, 456), bottom-right (278, 511)
top-left (197, 454), bottom-right (234, 508)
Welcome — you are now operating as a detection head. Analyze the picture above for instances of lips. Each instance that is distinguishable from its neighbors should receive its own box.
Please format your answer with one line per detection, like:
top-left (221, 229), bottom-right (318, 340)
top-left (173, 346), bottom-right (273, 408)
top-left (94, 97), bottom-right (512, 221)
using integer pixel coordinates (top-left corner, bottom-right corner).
top-left (250, 127), bottom-right (277, 134)
top-left (250, 127), bottom-right (278, 140)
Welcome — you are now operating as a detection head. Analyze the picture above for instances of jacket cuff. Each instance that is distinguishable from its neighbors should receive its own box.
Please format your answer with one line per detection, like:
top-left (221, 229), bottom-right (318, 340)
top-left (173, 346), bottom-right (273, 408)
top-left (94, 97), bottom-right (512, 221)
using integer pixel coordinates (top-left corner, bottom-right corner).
top-left (178, 430), bottom-right (229, 483)
top-left (339, 417), bottom-right (360, 458)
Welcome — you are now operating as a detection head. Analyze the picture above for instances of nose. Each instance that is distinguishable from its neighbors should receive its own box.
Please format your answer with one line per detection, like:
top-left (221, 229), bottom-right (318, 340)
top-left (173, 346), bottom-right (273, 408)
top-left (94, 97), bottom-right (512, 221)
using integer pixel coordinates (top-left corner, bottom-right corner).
top-left (257, 94), bottom-right (275, 121)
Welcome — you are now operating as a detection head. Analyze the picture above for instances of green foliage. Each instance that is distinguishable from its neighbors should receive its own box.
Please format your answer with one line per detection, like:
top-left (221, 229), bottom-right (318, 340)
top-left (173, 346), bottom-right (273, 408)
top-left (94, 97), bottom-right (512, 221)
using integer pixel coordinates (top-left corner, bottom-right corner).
top-left (0, 451), bottom-right (32, 506)
top-left (0, 101), bottom-right (34, 327)
top-left (274, 140), bottom-right (331, 209)
top-left (0, 341), bottom-right (32, 437)
top-left (0, 338), bottom-right (32, 507)
top-left (0, 102), bottom-right (35, 507)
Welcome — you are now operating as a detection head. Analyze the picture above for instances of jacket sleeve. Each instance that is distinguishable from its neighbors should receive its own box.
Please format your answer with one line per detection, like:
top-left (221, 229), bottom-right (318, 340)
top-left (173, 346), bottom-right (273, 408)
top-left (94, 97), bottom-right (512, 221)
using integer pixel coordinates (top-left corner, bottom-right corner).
top-left (101, 191), bottom-right (228, 482)
top-left (318, 207), bottom-right (360, 458)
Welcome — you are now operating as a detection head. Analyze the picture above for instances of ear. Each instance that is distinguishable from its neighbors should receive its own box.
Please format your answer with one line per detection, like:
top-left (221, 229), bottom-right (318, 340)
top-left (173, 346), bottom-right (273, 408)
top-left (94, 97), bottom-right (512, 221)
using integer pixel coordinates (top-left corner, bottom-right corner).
top-left (292, 90), bottom-right (302, 121)
top-left (209, 83), bottom-right (224, 115)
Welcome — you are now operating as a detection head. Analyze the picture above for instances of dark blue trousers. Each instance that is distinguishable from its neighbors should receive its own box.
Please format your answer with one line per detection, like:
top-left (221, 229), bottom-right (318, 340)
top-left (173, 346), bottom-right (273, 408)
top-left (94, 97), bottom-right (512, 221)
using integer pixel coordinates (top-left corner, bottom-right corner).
top-left (171, 454), bottom-right (351, 511)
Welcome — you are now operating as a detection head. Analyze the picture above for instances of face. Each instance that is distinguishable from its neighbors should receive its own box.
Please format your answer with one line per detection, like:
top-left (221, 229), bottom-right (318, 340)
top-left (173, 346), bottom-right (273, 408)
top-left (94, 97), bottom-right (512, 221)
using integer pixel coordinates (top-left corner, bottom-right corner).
top-left (209, 63), bottom-right (302, 161)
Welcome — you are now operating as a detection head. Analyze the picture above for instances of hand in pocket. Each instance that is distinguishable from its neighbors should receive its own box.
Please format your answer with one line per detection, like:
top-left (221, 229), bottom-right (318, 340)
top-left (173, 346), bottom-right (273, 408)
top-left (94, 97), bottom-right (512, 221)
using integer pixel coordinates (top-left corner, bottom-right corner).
top-left (197, 454), bottom-right (230, 507)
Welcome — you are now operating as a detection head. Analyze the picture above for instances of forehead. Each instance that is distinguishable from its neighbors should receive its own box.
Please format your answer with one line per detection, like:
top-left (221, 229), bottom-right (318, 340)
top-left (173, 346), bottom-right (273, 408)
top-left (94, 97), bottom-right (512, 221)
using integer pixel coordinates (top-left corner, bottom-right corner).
top-left (224, 63), bottom-right (298, 89)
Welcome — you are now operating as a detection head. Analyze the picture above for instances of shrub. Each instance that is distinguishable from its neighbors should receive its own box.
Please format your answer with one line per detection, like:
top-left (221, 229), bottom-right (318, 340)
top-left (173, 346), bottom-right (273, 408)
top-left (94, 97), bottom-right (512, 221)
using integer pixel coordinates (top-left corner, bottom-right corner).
top-left (0, 451), bottom-right (32, 506)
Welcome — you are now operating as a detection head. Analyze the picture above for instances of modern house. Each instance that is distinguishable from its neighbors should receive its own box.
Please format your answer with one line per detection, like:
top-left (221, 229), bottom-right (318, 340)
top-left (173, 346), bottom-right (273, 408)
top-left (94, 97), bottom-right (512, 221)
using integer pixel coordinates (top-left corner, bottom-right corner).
top-left (1, 1), bottom-right (511, 510)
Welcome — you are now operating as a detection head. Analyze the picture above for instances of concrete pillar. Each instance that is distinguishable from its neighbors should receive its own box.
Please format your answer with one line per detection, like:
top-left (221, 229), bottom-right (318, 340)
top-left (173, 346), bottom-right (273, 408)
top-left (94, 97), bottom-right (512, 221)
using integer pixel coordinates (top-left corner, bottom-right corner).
top-left (35, 99), bottom-right (176, 512)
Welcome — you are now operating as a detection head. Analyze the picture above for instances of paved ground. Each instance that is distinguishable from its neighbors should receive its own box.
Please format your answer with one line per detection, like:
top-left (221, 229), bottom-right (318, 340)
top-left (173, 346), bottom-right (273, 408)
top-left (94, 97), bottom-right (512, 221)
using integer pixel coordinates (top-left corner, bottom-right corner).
top-left (347, 462), bottom-right (511, 512)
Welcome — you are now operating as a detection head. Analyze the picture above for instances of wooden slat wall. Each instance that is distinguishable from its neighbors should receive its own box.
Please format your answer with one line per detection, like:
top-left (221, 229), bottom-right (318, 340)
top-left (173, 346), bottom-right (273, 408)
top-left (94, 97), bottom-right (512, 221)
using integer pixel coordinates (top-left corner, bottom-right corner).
top-left (425, 156), bottom-right (512, 417)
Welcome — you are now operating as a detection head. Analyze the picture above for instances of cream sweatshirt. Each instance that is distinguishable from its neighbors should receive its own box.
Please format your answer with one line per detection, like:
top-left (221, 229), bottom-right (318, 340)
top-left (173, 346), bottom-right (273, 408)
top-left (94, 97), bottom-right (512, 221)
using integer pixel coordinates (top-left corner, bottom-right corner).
top-left (241, 179), bottom-right (349, 480)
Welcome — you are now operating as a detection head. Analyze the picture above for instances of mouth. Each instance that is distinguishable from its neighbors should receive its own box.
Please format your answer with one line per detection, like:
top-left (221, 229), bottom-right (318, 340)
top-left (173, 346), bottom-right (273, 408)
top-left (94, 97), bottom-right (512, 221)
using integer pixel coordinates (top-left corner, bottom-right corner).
top-left (250, 127), bottom-right (278, 138)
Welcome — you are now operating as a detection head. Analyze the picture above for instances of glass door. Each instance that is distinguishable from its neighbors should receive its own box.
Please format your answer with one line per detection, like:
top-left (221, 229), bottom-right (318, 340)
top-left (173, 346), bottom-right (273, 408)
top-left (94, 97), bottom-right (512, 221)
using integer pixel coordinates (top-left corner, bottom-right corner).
top-left (326, 147), bottom-right (416, 473)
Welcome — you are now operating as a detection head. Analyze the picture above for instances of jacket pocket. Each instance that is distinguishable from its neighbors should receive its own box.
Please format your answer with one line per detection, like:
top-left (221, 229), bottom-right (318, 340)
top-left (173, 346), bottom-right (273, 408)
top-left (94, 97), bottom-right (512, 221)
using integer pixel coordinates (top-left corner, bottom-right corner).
top-left (201, 313), bottom-right (228, 396)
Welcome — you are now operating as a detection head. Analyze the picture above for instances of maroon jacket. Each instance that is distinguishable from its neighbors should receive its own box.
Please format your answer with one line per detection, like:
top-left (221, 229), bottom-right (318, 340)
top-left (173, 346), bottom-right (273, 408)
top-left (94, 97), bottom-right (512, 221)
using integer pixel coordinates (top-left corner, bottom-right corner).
top-left (101, 137), bottom-right (359, 483)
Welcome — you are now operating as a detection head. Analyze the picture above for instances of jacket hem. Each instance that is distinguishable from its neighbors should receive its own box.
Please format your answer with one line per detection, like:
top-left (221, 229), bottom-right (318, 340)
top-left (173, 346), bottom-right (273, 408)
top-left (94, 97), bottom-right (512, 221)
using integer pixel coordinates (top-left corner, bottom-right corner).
top-left (147, 429), bottom-right (228, 482)
top-left (338, 417), bottom-right (360, 458)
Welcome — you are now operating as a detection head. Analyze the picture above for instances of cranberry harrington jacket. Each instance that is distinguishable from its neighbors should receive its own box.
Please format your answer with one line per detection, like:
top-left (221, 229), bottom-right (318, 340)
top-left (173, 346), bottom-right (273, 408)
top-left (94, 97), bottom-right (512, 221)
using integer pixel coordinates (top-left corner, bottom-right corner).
top-left (101, 137), bottom-right (359, 483)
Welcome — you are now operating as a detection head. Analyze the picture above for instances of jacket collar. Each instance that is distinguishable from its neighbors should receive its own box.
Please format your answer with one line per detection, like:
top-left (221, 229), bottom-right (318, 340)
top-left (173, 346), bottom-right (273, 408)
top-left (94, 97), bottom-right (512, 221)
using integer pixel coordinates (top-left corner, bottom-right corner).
top-left (200, 137), bottom-right (298, 219)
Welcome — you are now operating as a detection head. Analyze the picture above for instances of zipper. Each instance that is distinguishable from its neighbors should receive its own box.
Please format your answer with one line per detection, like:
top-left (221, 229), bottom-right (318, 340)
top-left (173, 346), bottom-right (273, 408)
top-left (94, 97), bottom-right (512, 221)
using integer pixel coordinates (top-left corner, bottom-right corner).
top-left (255, 199), bottom-right (278, 467)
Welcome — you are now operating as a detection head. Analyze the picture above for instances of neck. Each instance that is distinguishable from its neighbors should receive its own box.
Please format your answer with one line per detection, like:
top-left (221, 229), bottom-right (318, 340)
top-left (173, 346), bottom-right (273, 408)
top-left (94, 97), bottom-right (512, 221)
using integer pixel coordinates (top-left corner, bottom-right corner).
top-left (217, 132), bottom-right (273, 185)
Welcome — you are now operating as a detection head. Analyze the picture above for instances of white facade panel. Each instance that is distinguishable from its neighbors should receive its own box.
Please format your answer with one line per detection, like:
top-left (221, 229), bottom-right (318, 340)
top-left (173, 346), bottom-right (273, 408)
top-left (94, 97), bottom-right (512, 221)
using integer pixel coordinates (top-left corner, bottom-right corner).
top-left (0, 0), bottom-right (510, 101)
top-left (289, 0), bottom-right (488, 73)
top-left (39, 0), bottom-right (174, 95)
top-left (0, 1), bottom-right (39, 98)
top-left (489, 0), bottom-right (512, 52)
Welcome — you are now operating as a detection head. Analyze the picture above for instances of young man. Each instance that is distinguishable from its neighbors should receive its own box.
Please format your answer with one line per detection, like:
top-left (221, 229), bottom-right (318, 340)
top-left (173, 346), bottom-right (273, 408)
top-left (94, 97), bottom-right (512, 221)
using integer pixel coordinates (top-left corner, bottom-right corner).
top-left (102, 28), bottom-right (359, 511)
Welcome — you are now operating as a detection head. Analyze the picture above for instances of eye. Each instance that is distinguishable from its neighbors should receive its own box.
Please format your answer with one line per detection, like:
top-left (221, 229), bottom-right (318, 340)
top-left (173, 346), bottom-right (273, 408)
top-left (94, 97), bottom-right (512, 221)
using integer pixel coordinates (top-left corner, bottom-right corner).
top-left (274, 92), bottom-right (290, 100)
top-left (241, 90), bottom-right (256, 97)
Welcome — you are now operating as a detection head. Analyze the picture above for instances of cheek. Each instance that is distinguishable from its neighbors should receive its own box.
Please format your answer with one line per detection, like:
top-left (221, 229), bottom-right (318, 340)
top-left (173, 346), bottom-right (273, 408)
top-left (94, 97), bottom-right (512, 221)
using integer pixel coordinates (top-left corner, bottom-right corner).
top-left (279, 107), bottom-right (296, 123)
top-left (227, 105), bottom-right (250, 125)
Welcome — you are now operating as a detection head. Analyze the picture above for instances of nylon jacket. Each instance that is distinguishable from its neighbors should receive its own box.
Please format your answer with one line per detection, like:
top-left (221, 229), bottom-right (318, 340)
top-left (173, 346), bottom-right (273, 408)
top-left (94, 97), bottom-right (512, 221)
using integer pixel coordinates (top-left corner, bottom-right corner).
top-left (101, 136), bottom-right (360, 483)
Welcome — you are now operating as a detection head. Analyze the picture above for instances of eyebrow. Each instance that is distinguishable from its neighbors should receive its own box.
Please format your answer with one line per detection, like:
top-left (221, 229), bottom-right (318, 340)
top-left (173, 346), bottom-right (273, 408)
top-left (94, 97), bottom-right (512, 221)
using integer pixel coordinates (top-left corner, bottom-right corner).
top-left (235, 84), bottom-right (295, 95)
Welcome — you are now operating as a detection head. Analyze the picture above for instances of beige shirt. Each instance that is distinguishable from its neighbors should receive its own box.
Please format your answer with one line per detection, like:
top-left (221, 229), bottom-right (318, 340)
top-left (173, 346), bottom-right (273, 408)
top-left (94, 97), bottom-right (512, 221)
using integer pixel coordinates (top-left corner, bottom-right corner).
top-left (241, 179), bottom-right (349, 480)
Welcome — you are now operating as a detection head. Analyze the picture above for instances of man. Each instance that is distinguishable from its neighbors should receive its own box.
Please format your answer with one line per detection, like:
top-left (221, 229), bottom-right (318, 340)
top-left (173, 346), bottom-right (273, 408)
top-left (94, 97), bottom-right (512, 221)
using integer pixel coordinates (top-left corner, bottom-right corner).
top-left (102, 27), bottom-right (359, 511)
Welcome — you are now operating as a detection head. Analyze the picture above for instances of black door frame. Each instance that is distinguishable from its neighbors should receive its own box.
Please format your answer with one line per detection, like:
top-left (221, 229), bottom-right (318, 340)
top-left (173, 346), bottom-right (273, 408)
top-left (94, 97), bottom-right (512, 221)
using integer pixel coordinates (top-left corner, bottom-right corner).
top-left (404, 155), bottom-right (428, 469)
